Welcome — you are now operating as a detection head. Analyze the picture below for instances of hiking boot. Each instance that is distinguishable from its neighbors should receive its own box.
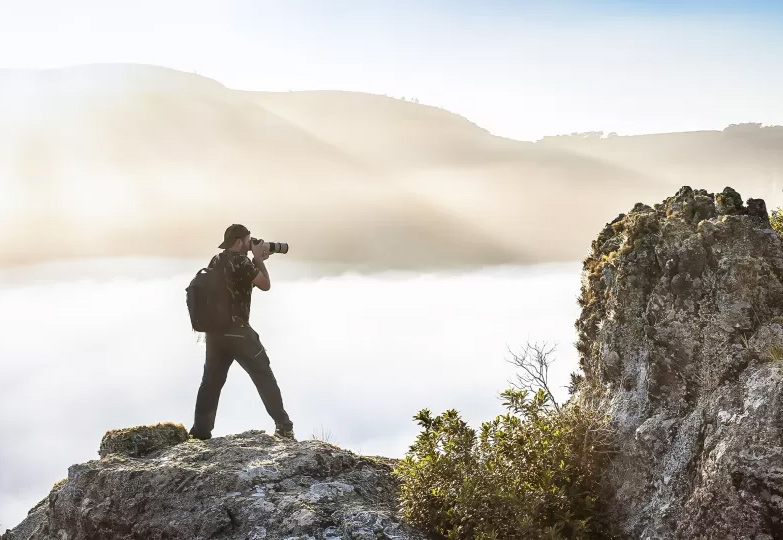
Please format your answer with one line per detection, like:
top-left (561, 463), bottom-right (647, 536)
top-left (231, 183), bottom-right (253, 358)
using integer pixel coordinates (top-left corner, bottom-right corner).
top-left (274, 425), bottom-right (296, 441)
top-left (189, 429), bottom-right (211, 441)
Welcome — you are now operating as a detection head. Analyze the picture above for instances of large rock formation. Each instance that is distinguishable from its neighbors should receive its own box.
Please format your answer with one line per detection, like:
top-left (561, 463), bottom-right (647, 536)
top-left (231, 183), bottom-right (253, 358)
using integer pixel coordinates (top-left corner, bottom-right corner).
top-left (3, 425), bottom-right (425, 540)
top-left (576, 186), bottom-right (783, 539)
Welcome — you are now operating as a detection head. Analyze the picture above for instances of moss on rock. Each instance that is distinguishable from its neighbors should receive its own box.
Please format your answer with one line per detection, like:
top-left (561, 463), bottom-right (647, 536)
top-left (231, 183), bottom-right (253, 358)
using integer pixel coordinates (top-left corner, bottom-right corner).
top-left (99, 422), bottom-right (188, 458)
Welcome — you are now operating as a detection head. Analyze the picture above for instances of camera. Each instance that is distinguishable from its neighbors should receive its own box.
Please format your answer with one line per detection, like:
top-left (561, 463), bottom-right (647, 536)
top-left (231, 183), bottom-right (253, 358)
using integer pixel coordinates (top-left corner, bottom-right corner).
top-left (251, 237), bottom-right (289, 254)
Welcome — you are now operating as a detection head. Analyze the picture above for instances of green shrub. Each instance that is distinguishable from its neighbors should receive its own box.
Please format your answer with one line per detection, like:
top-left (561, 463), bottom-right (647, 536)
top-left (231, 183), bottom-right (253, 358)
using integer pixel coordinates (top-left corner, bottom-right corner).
top-left (394, 389), bottom-right (616, 540)
top-left (771, 206), bottom-right (783, 238)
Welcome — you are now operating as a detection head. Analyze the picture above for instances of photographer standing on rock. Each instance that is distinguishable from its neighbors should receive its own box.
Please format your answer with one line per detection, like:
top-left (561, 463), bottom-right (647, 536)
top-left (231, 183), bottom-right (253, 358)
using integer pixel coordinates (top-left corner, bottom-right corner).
top-left (189, 224), bottom-right (295, 441)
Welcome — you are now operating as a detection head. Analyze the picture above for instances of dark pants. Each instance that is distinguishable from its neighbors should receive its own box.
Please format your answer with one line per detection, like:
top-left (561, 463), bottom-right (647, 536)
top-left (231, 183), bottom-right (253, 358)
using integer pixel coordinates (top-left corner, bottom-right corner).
top-left (190, 324), bottom-right (292, 438)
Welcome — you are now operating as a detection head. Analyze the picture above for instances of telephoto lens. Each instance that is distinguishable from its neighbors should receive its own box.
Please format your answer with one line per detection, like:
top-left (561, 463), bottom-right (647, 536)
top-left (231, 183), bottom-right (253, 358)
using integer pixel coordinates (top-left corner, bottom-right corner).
top-left (251, 238), bottom-right (289, 254)
top-left (268, 242), bottom-right (289, 254)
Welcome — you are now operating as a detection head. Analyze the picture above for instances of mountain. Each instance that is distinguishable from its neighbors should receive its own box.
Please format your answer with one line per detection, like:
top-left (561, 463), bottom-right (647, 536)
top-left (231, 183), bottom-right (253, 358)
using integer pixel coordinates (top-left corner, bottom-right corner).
top-left (1, 63), bottom-right (781, 271)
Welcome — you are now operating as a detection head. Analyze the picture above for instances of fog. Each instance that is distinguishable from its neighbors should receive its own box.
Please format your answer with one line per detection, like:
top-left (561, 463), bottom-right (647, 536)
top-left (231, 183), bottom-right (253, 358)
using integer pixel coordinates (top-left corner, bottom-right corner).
top-left (2, 65), bottom-right (782, 273)
top-left (0, 258), bottom-right (581, 529)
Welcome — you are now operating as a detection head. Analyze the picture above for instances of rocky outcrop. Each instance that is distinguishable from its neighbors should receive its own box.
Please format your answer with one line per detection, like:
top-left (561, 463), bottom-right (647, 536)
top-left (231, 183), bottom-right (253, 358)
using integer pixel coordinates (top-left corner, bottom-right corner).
top-left (4, 426), bottom-right (425, 540)
top-left (576, 186), bottom-right (783, 539)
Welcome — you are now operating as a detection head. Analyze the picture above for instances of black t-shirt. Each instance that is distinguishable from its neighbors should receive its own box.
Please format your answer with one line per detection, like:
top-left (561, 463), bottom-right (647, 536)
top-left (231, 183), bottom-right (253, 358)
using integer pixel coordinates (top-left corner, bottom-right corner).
top-left (208, 250), bottom-right (259, 326)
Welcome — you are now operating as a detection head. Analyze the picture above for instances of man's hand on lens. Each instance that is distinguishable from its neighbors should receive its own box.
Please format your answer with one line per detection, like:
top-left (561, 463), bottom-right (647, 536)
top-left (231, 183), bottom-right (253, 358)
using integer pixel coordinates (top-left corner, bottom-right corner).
top-left (252, 240), bottom-right (271, 261)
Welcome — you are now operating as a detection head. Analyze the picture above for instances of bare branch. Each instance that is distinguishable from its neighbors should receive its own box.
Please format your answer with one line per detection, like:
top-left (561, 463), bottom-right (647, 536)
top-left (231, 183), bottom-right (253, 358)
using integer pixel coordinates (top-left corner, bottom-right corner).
top-left (506, 341), bottom-right (561, 412)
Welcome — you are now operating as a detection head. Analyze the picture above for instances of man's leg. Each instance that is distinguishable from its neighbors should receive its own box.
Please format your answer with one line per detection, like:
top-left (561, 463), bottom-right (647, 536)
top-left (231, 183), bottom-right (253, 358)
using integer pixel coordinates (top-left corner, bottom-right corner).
top-left (190, 333), bottom-right (234, 439)
top-left (229, 326), bottom-right (293, 433)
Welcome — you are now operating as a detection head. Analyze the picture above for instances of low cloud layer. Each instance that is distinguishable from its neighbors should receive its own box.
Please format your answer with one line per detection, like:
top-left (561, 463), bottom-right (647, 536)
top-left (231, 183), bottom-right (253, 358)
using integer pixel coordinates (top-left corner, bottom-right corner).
top-left (0, 258), bottom-right (581, 529)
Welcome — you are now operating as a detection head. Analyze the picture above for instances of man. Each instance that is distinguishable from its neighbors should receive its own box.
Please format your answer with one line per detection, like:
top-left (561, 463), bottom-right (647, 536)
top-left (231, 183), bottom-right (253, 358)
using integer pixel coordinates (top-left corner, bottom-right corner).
top-left (189, 224), bottom-right (295, 441)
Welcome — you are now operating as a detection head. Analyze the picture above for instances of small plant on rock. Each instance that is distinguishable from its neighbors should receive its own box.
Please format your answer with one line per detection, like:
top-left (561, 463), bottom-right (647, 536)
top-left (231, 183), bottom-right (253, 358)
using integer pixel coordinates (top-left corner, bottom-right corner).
top-left (311, 425), bottom-right (338, 445)
top-left (394, 343), bottom-right (617, 540)
top-left (770, 206), bottom-right (783, 238)
top-left (765, 343), bottom-right (783, 366)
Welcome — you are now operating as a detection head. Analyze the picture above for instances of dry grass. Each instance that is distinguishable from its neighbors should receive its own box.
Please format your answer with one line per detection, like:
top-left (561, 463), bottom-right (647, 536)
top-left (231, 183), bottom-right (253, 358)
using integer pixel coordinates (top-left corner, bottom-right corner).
top-left (765, 344), bottom-right (783, 366)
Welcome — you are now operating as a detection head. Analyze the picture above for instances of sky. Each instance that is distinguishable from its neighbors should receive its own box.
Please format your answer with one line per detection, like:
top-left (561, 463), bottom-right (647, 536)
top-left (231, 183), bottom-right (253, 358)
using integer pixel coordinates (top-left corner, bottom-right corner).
top-left (0, 0), bottom-right (781, 140)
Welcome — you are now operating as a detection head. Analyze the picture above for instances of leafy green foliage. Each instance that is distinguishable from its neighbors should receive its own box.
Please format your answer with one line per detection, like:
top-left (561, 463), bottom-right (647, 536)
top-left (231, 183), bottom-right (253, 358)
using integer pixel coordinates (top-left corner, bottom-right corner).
top-left (394, 389), bottom-right (616, 540)
top-left (771, 206), bottom-right (783, 238)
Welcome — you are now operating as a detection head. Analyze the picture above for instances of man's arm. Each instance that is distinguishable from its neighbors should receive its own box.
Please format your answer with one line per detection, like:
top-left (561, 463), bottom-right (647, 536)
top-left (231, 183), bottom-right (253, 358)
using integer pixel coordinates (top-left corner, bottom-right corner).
top-left (251, 257), bottom-right (271, 291)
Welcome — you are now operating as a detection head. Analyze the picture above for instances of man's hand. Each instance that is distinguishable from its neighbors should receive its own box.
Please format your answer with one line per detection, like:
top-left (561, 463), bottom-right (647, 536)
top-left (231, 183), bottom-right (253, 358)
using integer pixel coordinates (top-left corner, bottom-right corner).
top-left (251, 240), bottom-right (270, 261)
top-left (250, 241), bottom-right (271, 291)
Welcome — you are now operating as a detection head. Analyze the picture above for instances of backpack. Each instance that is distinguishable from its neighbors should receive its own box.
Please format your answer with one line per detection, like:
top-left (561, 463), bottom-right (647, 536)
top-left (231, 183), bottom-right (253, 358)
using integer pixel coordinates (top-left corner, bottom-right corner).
top-left (185, 254), bottom-right (233, 333)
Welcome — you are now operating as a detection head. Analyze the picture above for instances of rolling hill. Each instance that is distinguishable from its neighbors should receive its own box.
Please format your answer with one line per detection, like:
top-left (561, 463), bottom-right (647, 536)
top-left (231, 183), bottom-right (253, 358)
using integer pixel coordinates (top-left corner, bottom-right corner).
top-left (1, 63), bottom-right (780, 271)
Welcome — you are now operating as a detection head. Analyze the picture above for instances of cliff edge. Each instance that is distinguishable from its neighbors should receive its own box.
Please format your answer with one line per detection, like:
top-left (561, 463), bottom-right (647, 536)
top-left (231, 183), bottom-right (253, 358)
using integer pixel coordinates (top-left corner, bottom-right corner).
top-left (3, 424), bottom-right (425, 540)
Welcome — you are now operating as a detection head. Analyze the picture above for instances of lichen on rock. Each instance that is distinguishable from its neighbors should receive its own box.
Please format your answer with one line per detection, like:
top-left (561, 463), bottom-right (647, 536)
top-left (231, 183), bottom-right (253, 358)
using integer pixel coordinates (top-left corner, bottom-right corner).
top-left (98, 422), bottom-right (189, 458)
top-left (576, 186), bottom-right (783, 538)
top-left (6, 429), bottom-right (425, 540)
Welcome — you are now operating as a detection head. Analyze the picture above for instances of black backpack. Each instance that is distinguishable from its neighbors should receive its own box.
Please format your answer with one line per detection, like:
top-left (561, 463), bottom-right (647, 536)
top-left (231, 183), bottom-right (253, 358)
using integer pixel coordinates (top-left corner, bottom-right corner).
top-left (185, 254), bottom-right (233, 333)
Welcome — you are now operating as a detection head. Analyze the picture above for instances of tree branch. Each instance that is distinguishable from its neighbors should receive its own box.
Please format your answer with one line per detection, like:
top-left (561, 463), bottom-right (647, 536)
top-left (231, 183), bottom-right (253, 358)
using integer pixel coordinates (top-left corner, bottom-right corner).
top-left (506, 341), bottom-right (561, 412)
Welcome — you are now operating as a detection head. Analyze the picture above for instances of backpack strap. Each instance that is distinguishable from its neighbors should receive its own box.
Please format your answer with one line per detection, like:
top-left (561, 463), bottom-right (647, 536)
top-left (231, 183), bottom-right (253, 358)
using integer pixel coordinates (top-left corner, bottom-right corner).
top-left (211, 252), bottom-right (233, 286)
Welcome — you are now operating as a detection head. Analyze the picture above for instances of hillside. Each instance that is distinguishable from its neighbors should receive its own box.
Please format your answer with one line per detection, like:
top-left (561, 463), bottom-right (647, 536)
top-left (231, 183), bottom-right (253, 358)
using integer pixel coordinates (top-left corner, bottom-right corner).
top-left (538, 125), bottom-right (783, 192)
top-left (1, 63), bottom-right (781, 271)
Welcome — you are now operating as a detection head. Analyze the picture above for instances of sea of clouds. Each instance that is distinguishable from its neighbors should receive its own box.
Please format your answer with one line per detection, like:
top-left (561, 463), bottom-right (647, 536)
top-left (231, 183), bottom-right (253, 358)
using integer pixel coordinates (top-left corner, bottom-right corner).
top-left (0, 258), bottom-right (582, 528)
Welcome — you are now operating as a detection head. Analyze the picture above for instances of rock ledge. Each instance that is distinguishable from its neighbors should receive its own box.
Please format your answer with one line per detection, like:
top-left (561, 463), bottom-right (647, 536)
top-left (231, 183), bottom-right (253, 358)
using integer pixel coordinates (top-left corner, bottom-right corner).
top-left (5, 427), bottom-right (425, 540)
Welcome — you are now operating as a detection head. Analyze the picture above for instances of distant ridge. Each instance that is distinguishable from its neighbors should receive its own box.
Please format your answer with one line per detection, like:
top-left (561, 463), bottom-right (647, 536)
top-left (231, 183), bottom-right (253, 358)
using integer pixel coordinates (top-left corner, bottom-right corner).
top-left (1, 63), bottom-right (782, 271)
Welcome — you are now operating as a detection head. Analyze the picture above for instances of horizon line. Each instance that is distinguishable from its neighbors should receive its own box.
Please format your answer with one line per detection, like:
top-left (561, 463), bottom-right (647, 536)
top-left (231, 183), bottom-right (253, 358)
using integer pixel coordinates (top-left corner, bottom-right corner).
top-left (1, 61), bottom-right (781, 143)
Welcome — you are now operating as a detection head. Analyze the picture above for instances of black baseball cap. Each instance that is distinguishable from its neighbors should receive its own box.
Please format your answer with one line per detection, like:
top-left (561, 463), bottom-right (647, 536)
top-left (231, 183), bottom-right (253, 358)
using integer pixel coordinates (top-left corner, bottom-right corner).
top-left (218, 224), bottom-right (251, 249)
